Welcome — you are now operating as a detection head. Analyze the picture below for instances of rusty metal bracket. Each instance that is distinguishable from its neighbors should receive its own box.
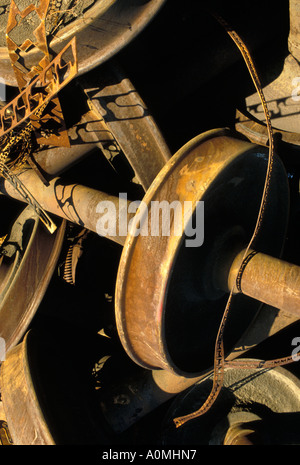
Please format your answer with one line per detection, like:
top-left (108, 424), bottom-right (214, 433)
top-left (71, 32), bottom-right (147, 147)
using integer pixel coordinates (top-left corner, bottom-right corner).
top-left (79, 62), bottom-right (171, 192)
top-left (6, 0), bottom-right (70, 147)
top-left (0, 37), bottom-right (77, 233)
top-left (0, 36), bottom-right (77, 138)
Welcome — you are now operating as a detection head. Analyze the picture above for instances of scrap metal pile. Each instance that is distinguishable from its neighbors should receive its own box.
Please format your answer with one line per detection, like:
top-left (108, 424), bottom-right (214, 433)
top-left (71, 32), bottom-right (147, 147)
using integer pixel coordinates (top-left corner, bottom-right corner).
top-left (0, 0), bottom-right (300, 446)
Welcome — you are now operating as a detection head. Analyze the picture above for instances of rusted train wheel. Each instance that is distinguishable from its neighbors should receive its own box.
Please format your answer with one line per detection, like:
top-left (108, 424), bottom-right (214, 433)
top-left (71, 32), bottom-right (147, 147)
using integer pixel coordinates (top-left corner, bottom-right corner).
top-left (0, 328), bottom-right (114, 445)
top-left (0, 203), bottom-right (66, 352)
top-left (115, 128), bottom-right (294, 377)
top-left (0, 2), bottom-right (299, 446)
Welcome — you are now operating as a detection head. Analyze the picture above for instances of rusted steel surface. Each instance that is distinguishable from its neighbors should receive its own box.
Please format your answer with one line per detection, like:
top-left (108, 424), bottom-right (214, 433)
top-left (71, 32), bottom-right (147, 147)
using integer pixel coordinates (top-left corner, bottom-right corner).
top-left (0, 328), bottom-right (113, 445)
top-left (31, 108), bottom-right (114, 178)
top-left (6, 0), bottom-right (70, 147)
top-left (6, 0), bottom-right (52, 89)
top-left (0, 0), bottom-right (167, 86)
top-left (0, 207), bottom-right (65, 351)
top-left (0, 163), bottom-right (58, 233)
top-left (223, 423), bottom-right (256, 445)
top-left (162, 362), bottom-right (300, 445)
top-left (79, 62), bottom-right (171, 191)
top-left (227, 249), bottom-right (300, 317)
top-left (0, 402), bottom-right (13, 445)
top-left (0, 62), bottom-right (171, 245)
top-left (115, 129), bottom-right (290, 377)
top-left (242, 53), bottom-right (300, 135)
top-left (27, 62), bottom-right (171, 186)
top-left (237, 0), bottom-right (300, 137)
top-left (0, 37), bottom-right (77, 137)
top-left (0, 332), bottom-right (55, 445)
top-left (235, 108), bottom-right (300, 150)
top-left (98, 308), bottom-right (300, 434)
top-left (0, 167), bottom-right (134, 245)
top-left (0, 0), bottom-right (299, 448)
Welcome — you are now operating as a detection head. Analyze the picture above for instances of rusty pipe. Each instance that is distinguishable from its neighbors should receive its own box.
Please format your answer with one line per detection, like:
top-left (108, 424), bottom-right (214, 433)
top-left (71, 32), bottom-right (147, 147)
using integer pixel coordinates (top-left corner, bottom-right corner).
top-left (226, 249), bottom-right (300, 317)
top-left (34, 142), bottom-right (96, 177)
top-left (0, 168), bottom-right (134, 246)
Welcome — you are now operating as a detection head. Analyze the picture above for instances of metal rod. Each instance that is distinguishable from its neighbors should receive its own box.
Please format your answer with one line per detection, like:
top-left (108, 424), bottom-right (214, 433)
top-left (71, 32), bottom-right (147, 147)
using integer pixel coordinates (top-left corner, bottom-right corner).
top-left (227, 249), bottom-right (300, 317)
top-left (0, 168), bottom-right (134, 246)
top-left (34, 142), bottom-right (96, 176)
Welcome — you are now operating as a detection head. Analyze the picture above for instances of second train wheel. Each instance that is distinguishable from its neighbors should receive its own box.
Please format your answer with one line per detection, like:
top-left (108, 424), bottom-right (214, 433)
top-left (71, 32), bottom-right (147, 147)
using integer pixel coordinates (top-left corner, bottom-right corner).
top-left (0, 200), bottom-right (66, 352)
top-left (0, 326), bottom-right (115, 445)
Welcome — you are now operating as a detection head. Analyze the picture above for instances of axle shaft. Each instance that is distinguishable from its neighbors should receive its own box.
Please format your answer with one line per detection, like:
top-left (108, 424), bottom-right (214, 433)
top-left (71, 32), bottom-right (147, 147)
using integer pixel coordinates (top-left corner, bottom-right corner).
top-left (227, 249), bottom-right (300, 317)
top-left (0, 168), bottom-right (134, 246)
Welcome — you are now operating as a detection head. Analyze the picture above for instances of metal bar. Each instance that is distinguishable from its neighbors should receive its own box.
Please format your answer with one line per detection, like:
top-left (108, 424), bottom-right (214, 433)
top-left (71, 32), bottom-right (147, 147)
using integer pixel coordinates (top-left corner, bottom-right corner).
top-left (0, 168), bottom-right (133, 246)
top-left (79, 61), bottom-right (171, 191)
top-left (227, 249), bottom-right (300, 317)
top-left (33, 109), bottom-right (107, 176)
top-left (34, 142), bottom-right (96, 177)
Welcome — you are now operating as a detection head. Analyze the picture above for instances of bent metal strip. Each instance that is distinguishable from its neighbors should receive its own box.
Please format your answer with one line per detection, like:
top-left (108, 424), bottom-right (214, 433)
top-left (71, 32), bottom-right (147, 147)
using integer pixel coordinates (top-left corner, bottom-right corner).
top-left (0, 37), bottom-right (77, 138)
